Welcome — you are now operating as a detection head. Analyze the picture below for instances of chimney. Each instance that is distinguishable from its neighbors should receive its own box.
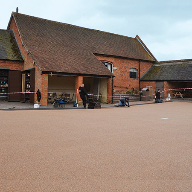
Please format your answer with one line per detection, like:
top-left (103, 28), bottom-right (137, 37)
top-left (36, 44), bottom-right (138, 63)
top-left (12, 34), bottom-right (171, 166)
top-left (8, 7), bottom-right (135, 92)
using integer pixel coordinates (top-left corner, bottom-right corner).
top-left (16, 7), bottom-right (18, 13)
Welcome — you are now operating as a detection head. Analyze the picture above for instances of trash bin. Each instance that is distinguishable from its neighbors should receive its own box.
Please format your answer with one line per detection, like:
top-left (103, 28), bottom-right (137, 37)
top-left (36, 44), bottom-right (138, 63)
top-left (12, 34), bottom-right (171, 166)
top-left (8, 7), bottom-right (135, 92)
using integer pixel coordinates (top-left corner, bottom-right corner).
top-left (141, 88), bottom-right (150, 101)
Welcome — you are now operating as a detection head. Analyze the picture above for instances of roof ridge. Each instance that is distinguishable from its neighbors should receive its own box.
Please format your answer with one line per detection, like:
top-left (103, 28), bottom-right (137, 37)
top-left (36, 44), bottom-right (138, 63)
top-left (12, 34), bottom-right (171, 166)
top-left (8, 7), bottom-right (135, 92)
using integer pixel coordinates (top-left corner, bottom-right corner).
top-left (158, 59), bottom-right (192, 63)
top-left (155, 62), bottom-right (192, 66)
top-left (11, 12), bottom-right (134, 40)
top-left (7, 11), bottom-right (156, 75)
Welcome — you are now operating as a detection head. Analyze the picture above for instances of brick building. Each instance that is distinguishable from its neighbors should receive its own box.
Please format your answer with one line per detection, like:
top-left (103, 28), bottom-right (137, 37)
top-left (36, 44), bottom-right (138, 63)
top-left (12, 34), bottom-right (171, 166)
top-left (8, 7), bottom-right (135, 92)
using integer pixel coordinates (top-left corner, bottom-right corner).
top-left (141, 59), bottom-right (192, 98)
top-left (1, 12), bottom-right (156, 106)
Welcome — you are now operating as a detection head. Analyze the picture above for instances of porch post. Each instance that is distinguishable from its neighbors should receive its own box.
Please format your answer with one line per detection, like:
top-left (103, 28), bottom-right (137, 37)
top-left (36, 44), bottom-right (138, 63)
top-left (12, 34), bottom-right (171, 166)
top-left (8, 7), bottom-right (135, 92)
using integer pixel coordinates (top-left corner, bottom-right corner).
top-left (75, 76), bottom-right (83, 104)
top-left (41, 74), bottom-right (48, 106)
top-left (107, 77), bottom-right (113, 103)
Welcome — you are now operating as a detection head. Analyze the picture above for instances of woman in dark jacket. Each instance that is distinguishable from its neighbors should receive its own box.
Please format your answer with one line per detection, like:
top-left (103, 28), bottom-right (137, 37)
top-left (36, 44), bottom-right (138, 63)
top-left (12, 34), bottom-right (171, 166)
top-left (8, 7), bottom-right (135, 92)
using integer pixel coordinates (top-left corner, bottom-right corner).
top-left (36, 89), bottom-right (41, 103)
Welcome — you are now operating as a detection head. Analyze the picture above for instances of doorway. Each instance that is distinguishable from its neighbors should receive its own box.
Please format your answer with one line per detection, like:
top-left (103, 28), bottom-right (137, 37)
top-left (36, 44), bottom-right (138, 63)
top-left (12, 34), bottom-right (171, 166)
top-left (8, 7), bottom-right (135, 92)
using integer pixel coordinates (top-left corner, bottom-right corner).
top-left (156, 81), bottom-right (164, 98)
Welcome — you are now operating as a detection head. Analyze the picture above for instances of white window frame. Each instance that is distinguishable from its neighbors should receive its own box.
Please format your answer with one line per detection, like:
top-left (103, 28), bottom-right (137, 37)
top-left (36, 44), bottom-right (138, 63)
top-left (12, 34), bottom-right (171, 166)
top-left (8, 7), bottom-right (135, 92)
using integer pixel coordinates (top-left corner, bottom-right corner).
top-left (130, 68), bottom-right (138, 79)
top-left (102, 62), bottom-right (113, 73)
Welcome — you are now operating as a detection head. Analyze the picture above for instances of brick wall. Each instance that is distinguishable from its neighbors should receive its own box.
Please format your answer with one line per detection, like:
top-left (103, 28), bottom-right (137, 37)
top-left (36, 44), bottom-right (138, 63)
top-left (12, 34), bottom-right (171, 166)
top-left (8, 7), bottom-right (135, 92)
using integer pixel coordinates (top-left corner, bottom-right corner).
top-left (95, 55), bottom-right (154, 94)
top-left (41, 74), bottom-right (48, 106)
top-left (164, 81), bottom-right (172, 98)
top-left (140, 61), bottom-right (153, 77)
top-left (35, 66), bottom-right (43, 100)
top-left (107, 77), bottom-right (112, 103)
top-left (140, 81), bottom-right (156, 97)
top-left (75, 76), bottom-right (83, 104)
top-left (0, 60), bottom-right (23, 70)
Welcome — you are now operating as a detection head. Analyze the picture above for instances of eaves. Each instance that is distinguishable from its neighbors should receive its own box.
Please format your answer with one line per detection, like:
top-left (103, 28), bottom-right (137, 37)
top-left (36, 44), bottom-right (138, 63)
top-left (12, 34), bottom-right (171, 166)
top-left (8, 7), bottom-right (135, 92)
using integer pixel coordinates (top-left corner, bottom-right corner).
top-left (94, 53), bottom-right (156, 63)
top-left (42, 71), bottom-right (115, 78)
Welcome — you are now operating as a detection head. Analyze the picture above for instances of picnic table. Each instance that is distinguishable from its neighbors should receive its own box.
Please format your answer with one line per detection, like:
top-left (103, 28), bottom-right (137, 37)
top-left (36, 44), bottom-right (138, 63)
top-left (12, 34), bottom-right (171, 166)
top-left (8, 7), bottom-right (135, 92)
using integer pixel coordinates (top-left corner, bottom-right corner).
top-left (174, 92), bottom-right (183, 98)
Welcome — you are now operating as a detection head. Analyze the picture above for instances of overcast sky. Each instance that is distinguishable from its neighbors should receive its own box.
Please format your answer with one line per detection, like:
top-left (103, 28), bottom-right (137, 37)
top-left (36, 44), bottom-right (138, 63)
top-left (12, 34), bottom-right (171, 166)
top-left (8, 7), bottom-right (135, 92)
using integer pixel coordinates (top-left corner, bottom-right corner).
top-left (0, 0), bottom-right (191, 61)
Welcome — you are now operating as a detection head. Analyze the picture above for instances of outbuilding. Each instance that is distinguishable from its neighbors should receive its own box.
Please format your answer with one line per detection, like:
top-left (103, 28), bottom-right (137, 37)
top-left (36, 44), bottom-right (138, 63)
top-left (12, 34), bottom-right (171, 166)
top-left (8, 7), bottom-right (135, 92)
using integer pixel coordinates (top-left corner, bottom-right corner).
top-left (141, 59), bottom-right (192, 99)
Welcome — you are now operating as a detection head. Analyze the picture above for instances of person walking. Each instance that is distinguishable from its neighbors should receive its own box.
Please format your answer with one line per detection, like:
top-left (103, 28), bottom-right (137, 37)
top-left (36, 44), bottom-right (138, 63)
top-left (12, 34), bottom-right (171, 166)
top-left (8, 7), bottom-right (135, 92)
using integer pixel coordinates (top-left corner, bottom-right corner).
top-left (79, 84), bottom-right (87, 109)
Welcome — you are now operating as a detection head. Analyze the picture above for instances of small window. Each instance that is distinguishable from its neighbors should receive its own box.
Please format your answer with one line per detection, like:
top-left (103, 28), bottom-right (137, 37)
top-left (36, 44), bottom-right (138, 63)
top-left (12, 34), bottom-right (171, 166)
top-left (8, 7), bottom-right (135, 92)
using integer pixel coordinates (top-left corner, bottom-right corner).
top-left (130, 68), bottom-right (137, 79)
top-left (102, 62), bottom-right (113, 72)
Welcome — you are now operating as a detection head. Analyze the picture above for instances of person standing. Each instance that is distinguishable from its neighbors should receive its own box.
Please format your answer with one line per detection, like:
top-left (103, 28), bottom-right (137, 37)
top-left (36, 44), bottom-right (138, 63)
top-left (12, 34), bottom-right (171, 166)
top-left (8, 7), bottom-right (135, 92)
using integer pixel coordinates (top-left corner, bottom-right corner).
top-left (79, 84), bottom-right (87, 109)
top-left (156, 89), bottom-right (162, 103)
top-left (36, 89), bottom-right (41, 104)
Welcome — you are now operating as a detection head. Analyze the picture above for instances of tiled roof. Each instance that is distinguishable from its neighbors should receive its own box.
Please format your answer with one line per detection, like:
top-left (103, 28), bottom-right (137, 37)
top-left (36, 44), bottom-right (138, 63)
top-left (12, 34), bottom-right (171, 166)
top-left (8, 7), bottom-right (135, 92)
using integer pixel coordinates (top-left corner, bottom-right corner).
top-left (0, 29), bottom-right (23, 61)
top-left (141, 59), bottom-right (192, 81)
top-left (9, 12), bottom-right (155, 76)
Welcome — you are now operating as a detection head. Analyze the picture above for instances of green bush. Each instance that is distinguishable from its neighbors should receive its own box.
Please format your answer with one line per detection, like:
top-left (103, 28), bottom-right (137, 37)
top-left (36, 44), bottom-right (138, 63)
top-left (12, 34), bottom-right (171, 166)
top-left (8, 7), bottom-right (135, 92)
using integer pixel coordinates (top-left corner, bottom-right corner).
top-left (125, 90), bottom-right (133, 94)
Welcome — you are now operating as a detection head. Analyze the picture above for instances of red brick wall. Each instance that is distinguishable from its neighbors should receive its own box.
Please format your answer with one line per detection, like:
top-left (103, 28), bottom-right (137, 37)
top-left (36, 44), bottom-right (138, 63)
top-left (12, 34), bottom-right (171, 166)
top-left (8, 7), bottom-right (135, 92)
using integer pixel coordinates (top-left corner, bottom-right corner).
top-left (75, 76), bottom-right (83, 104)
top-left (140, 61), bottom-right (153, 77)
top-left (41, 74), bottom-right (48, 106)
top-left (95, 55), bottom-right (154, 94)
top-left (140, 81), bottom-right (156, 97)
top-left (0, 60), bottom-right (23, 70)
top-left (107, 77), bottom-right (112, 103)
top-left (164, 81), bottom-right (171, 98)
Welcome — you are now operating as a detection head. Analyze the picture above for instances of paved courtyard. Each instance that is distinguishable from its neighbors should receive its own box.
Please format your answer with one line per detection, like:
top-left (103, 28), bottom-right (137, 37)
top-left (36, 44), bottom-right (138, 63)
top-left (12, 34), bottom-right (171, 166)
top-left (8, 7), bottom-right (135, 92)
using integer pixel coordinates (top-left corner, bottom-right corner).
top-left (0, 101), bottom-right (192, 191)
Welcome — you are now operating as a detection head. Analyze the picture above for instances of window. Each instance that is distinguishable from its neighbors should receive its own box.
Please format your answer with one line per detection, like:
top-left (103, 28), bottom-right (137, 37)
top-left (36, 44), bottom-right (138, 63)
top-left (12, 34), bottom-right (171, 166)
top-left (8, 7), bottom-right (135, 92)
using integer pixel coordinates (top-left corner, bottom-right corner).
top-left (130, 68), bottom-right (137, 79)
top-left (102, 62), bottom-right (113, 72)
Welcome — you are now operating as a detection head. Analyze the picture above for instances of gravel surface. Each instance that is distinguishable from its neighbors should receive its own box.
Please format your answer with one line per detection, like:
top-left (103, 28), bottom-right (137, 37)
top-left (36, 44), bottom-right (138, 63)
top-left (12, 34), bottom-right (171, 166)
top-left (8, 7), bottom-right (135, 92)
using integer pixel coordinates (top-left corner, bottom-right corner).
top-left (0, 101), bottom-right (192, 191)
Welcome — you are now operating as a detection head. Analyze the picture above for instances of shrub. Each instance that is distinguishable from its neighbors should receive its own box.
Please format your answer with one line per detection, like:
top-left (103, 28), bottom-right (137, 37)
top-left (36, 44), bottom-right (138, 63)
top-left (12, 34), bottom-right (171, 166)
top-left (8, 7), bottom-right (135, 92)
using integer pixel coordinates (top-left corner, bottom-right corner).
top-left (125, 90), bottom-right (133, 94)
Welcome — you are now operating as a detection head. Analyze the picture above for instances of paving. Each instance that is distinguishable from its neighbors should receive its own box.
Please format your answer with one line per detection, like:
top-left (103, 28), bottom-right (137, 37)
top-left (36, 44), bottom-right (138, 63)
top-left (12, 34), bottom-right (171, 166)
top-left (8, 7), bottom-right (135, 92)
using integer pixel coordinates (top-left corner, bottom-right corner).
top-left (0, 99), bottom-right (164, 110)
top-left (0, 101), bottom-right (139, 110)
top-left (0, 101), bottom-right (192, 191)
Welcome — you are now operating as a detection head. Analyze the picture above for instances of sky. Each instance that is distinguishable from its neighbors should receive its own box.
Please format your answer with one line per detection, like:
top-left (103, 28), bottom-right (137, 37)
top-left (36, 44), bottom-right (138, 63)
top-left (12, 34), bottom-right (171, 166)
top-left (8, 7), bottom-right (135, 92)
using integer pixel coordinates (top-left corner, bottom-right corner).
top-left (0, 0), bottom-right (192, 61)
